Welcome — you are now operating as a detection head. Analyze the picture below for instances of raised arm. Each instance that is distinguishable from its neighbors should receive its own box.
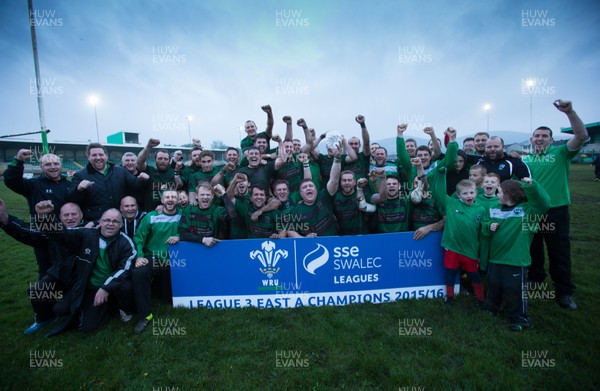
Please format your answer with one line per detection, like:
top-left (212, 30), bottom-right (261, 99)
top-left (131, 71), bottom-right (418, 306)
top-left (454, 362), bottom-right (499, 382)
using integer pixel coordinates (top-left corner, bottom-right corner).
top-left (137, 138), bottom-right (160, 172)
top-left (211, 162), bottom-right (236, 187)
top-left (424, 127), bottom-right (442, 162)
top-left (282, 116), bottom-right (293, 141)
top-left (342, 136), bottom-right (358, 164)
top-left (297, 118), bottom-right (315, 154)
top-left (4, 149), bottom-right (34, 196)
top-left (356, 115), bottom-right (371, 157)
top-left (327, 145), bottom-right (343, 196)
top-left (225, 174), bottom-right (244, 203)
top-left (554, 100), bottom-right (588, 151)
top-left (396, 123), bottom-right (413, 177)
top-left (298, 153), bottom-right (312, 181)
top-left (439, 127), bottom-right (458, 170)
top-left (262, 105), bottom-right (274, 138)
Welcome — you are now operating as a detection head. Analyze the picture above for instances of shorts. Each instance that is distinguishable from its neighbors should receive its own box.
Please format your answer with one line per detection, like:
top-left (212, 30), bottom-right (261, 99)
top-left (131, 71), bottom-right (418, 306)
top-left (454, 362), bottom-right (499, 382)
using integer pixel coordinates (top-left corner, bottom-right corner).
top-left (444, 249), bottom-right (479, 272)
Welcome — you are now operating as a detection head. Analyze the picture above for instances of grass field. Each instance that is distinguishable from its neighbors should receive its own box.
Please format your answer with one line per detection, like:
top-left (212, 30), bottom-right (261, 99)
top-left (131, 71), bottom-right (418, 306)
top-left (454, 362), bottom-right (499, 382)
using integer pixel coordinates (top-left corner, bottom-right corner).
top-left (0, 164), bottom-right (598, 391)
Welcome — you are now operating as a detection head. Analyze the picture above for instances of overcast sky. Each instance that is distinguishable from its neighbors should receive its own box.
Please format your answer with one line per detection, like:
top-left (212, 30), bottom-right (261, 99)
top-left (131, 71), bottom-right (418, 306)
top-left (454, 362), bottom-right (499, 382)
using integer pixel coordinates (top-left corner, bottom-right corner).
top-left (1, 0), bottom-right (598, 149)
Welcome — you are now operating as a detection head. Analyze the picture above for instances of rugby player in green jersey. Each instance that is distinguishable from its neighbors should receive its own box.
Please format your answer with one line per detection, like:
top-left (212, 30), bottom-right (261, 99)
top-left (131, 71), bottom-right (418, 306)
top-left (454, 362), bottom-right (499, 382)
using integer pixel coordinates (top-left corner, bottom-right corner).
top-left (131, 189), bottom-right (181, 333)
top-left (409, 158), bottom-right (445, 240)
top-left (523, 99), bottom-right (588, 310)
top-left (285, 144), bottom-right (343, 238)
top-left (241, 104), bottom-right (274, 156)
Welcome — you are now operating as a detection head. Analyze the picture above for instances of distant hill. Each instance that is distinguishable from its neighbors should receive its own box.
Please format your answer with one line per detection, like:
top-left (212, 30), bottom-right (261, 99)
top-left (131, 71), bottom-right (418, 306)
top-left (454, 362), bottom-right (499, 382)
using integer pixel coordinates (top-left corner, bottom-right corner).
top-left (374, 130), bottom-right (570, 152)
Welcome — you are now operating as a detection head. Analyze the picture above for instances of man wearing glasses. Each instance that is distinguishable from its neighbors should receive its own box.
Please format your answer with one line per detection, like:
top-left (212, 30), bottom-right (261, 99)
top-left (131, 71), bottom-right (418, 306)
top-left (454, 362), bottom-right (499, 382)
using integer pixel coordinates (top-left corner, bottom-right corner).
top-left (34, 205), bottom-right (135, 336)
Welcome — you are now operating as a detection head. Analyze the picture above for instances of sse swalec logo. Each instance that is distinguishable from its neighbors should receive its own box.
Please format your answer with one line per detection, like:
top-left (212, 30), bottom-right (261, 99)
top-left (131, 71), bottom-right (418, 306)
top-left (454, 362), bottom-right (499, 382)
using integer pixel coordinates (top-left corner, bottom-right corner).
top-left (303, 243), bottom-right (329, 275)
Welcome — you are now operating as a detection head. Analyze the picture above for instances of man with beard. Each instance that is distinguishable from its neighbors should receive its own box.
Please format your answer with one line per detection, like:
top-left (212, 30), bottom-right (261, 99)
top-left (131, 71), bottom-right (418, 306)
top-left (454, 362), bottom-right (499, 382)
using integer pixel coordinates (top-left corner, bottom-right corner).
top-left (120, 196), bottom-right (147, 240)
top-left (375, 173), bottom-right (413, 233)
top-left (137, 138), bottom-right (182, 211)
top-left (0, 200), bottom-right (85, 334)
top-left (473, 132), bottom-right (489, 157)
top-left (69, 143), bottom-right (143, 222)
top-left (241, 105), bottom-right (274, 156)
top-left (330, 170), bottom-right (381, 235)
top-left (523, 99), bottom-right (588, 310)
top-left (225, 183), bottom-right (282, 239)
top-left (4, 151), bottom-right (74, 277)
top-left (467, 137), bottom-right (531, 182)
top-left (178, 183), bottom-right (229, 246)
top-left (131, 189), bottom-right (181, 333)
top-left (462, 137), bottom-right (476, 155)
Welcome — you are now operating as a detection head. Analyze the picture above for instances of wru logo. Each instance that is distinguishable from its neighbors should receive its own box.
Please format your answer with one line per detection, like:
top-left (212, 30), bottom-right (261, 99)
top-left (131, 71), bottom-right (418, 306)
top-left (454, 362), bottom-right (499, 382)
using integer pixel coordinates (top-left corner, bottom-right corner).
top-left (250, 241), bottom-right (288, 278)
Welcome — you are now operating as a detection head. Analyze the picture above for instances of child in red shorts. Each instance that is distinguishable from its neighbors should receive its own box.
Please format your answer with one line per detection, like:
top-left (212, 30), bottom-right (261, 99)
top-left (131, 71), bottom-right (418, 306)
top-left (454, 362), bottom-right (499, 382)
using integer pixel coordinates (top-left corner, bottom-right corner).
top-left (441, 179), bottom-right (486, 306)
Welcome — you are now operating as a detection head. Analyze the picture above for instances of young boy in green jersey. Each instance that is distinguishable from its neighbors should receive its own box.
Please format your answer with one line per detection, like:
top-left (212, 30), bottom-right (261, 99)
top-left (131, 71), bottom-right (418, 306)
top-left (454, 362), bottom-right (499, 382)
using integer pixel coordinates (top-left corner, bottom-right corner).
top-left (440, 179), bottom-right (486, 306)
top-left (468, 164), bottom-right (486, 191)
top-left (476, 173), bottom-right (500, 208)
top-left (483, 178), bottom-right (550, 331)
top-left (476, 173), bottom-right (500, 272)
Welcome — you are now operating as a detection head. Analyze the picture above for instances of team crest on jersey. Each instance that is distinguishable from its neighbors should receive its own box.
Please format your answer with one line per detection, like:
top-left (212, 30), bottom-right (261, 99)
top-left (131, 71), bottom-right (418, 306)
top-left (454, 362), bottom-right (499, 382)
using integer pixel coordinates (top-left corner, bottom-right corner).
top-left (499, 164), bottom-right (506, 170)
top-left (250, 241), bottom-right (288, 278)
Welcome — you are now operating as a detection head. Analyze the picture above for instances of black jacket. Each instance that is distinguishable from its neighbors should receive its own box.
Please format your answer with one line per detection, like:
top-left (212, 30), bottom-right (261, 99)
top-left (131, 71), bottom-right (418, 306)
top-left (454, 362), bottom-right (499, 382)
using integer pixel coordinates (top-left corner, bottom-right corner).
top-left (4, 158), bottom-right (73, 217)
top-left (467, 153), bottom-right (531, 182)
top-left (45, 226), bottom-right (136, 336)
top-left (69, 162), bottom-right (142, 221)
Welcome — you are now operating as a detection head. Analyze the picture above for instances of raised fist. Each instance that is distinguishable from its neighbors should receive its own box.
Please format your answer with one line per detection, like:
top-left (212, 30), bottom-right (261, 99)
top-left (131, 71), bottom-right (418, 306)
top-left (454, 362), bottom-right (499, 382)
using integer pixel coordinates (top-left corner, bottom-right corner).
top-left (35, 200), bottom-right (54, 215)
top-left (147, 138), bottom-right (160, 148)
top-left (261, 105), bottom-right (272, 113)
top-left (355, 115), bottom-right (365, 125)
top-left (297, 118), bottom-right (307, 128)
top-left (271, 134), bottom-right (282, 143)
top-left (297, 153), bottom-right (309, 164)
top-left (423, 126), bottom-right (435, 135)
top-left (445, 127), bottom-right (457, 142)
top-left (553, 99), bottom-right (573, 113)
top-left (282, 116), bottom-right (292, 124)
top-left (17, 149), bottom-right (33, 161)
top-left (397, 124), bottom-right (408, 134)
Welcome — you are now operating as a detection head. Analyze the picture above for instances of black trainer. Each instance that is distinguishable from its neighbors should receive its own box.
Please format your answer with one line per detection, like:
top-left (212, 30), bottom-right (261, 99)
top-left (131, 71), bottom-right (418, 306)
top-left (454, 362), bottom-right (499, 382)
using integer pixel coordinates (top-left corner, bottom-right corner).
top-left (134, 314), bottom-right (153, 334)
top-left (557, 295), bottom-right (577, 310)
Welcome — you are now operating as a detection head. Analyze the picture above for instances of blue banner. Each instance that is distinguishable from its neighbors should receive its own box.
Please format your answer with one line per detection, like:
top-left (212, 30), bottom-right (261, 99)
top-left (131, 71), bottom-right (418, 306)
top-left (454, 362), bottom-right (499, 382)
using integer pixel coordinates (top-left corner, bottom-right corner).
top-left (169, 231), bottom-right (457, 309)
